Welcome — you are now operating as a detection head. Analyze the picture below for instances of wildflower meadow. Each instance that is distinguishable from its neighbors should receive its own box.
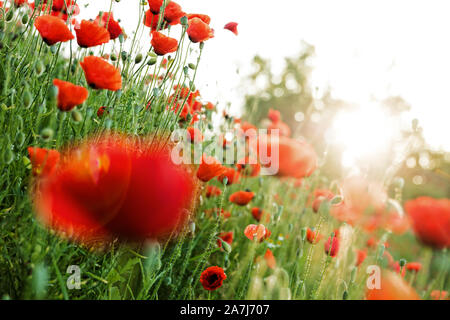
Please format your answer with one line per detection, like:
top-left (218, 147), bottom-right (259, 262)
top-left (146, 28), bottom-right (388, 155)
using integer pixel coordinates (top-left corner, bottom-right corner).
top-left (0, 0), bottom-right (449, 304)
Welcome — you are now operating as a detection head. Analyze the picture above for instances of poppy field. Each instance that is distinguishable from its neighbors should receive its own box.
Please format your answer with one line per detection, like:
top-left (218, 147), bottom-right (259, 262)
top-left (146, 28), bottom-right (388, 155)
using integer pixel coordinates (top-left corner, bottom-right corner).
top-left (0, 0), bottom-right (449, 301)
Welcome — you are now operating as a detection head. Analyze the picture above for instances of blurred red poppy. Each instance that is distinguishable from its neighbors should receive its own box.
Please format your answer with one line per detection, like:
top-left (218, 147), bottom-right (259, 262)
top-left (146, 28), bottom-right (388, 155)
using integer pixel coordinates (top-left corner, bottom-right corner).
top-left (34, 15), bottom-right (74, 45)
top-left (324, 235), bottom-right (339, 257)
top-left (80, 56), bottom-right (122, 91)
top-left (431, 290), bottom-right (448, 300)
top-left (33, 134), bottom-right (198, 243)
top-left (217, 231), bottom-right (233, 248)
top-left (75, 20), bottom-right (110, 48)
top-left (28, 147), bottom-right (60, 177)
top-left (404, 196), bottom-right (450, 249)
top-left (196, 155), bottom-right (225, 182)
top-left (151, 31), bottom-right (178, 55)
top-left (312, 189), bottom-right (334, 213)
top-left (144, 9), bottom-right (163, 29)
top-left (148, 0), bottom-right (164, 14)
top-left (236, 156), bottom-right (260, 177)
top-left (206, 185), bottom-right (222, 198)
top-left (200, 266), bottom-right (226, 291)
top-left (224, 22), bottom-right (238, 35)
top-left (218, 167), bottom-right (240, 185)
top-left (97, 106), bottom-right (108, 117)
top-left (366, 270), bottom-right (420, 300)
top-left (229, 190), bottom-right (254, 206)
top-left (406, 262), bottom-right (422, 272)
top-left (356, 249), bottom-right (367, 266)
top-left (306, 228), bottom-right (321, 244)
top-left (95, 12), bottom-right (123, 40)
top-left (264, 249), bottom-right (276, 269)
top-left (187, 127), bottom-right (203, 143)
top-left (251, 207), bottom-right (270, 223)
top-left (52, 79), bottom-right (88, 111)
top-left (187, 17), bottom-right (214, 43)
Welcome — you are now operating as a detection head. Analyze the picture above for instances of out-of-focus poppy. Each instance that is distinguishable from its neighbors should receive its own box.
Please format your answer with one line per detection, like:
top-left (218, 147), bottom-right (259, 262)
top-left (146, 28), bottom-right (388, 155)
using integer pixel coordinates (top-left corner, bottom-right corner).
top-left (236, 156), bottom-right (261, 177)
top-left (80, 56), bottom-right (122, 91)
top-left (151, 31), bottom-right (178, 55)
top-left (32, 134), bottom-right (198, 243)
top-left (34, 15), bottom-right (74, 45)
top-left (52, 79), bottom-right (89, 111)
top-left (163, 1), bottom-right (185, 25)
top-left (306, 228), bottom-right (321, 244)
top-left (205, 102), bottom-right (215, 110)
top-left (28, 147), bottom-right (60, 176)
top-left (356, 249), bottom-right (367, 266)
top-left (217, 231), bottom-right (233, 248)
top-left (406, 262), bottom-right (422, 272)
top-left (75, 20), bottom-right (110, 48)
top-left (186, 127), bottom-right (203, 143)
top-left (251, 207), bottom-right (270, 223)
top-left (404, 196), bottom-right (450, 249)
top-left (264, 249), bottom-right (276, 269)
top-left (244, 224), bottom-right (271, 242)
top-left (268, 109), bottom-right (281, 122)
top-left (196, 155), bottom-right (225, 182)
top-left (205, 208), bottom-right (231, 220)
top-left (229, 190), bottom-right (254, 206)
top-left (224, 22), bottom-right (238, 35)
top-left (312, 189), bottom-right (334, 213)
top-left (95, 12), bottom-right (122, 40)
top-left (148, 0), bottom-right (164, 14)
top-left (97, 106), bottom-right (108, 117)
top-left (13, 0), bottom-right (28, 6)
top-left (200, 266), bottom-right (226, 291)
top-left (258, 135), bottom-right (317, 179)
top-left (206, 185), bottom-right (222, 198)
top-left (218, 167), bottom-right (240, 185)
top-left (51, 0), bottom-right (76, 12)
top-left (187, 13), bottom-right (211, 24)
top-left (392, 261), bottom-right (406, 277)
top-left (187, 17), bottom-right (214, 43)
top-left (431, 290), bottom-right (448, 300)
top-left (144, 9), bottom-right (163, 29)
top-left (324, 235), bottom-right (339, 257)
top-left (366, 270), bottom-right (420, 300)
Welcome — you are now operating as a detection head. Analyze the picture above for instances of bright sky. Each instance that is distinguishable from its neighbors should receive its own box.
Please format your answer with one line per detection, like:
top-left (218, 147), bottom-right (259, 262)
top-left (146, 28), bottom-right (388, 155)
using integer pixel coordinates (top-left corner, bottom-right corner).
top-left (79, 0), bottom-right (450, 152)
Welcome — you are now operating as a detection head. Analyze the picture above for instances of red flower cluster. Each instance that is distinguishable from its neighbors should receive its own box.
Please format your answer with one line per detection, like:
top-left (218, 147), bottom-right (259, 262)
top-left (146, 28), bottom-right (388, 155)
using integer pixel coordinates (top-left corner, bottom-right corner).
top-left (200, 266), bottom-right (227, 291)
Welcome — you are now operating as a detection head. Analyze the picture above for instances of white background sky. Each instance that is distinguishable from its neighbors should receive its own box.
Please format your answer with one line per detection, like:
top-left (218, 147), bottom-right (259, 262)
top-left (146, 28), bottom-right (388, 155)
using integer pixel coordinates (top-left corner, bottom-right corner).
top-left (78, 0), bottom-right (450, 151)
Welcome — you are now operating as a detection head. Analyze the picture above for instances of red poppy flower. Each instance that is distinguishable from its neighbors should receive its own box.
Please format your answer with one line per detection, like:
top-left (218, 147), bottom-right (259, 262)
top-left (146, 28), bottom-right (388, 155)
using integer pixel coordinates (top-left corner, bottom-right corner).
top-left (148, 0), bottom-right (164, 14)
top-left (52, 79), bottom-right (89, 111)
top-left (217, 231), bottom-right (233, 248)
top-left (97, 106), bottom-right (108, 117)
top-left (28, 147), bottom-right (60, 177)
top-left (13, 0), bottom-right (28, 6)
top-left (218, 167), bottom-right (240, 185)
top-left (187, 13), bottom-right (211, 25)
top-left (229, 190), bottom-right (254, 206)
top-left (244, 224), bottom-right (271, 242)
top-left (258, 135), bottom-right (317, 179)
top-left (366, 270), bottom-right (420, 300)
top-left (51, 0), bottom-right (76, 12)
top-left (267, 119), bottom-right (291, 137)
top-left (151, 31), bottom-right (178, 56)
top-left (268, 108), bottom-right (281, 122)
top-left (251, 207), bottom-right (270, 223)
top-left (264, 249), bottom-right (276, 269)
top-left (32, 134), bottom-right (198, 244)
top-left (186, 127), bottom-right (203, 143)
top-left (356, 249), bottom-right (367, 266)
top-left (312, 189), bottom-right (334, 213)
top-left (34, 15), bottom-right (74, 45)
top-left (404, 196), bottom-right (450, 249)
top-left (75, 20), bottom-right (110, 48)
top-left (187, 17), bottom-right (214, 43)
top-left (206, 185), bottom-right (222, 198)
top-left (306, 228), bottom-right (321, 244)
top-left (224, 22), bottom-right (238, 35)
top-left (199, 266), bottom-right (227, 291)
top-left (406, 262), bottom-right (422, 272)
top-left (163, 1), bottom-right (185, 25)
top-left (205, 102), bottom-right (215, 110)
top-left (95, 12), bottom-right (122, 40)
top-left (144, 9), bottom-right (162, 29)
top-left (431, 290), bottom-right (448, 300)
top-left (196, 155), bottom-right (225, 182)
top-left (324, 235), bottom-right (339, 257)
top-left (236, 156), bottom-right (260, 177)
top-left (80, 56), bottom-right (122, 91)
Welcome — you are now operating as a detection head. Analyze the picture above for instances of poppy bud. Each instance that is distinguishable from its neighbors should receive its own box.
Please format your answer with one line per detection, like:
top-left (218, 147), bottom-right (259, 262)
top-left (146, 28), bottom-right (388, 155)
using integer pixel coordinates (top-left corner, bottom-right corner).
top-left (35, 60), bottom-right (45, 77)
top-left (4, 149), bottom-right (14, 165)
top-left (134, 53), bottom-right (143, 64)
top-left (188, 63), bottom-right (196, 70)
top-left (21, 14), bottom-right (29, 25)
top-left (180, 16), bottom-right (188, 26)
top-left (164, 276), bottom-right (172, 286)
top-left (118, 33), bottom-right (124, 43)
top-left (16, 132), bottom-right (25, 147)
top-left (301, 227), bottom-right (307, 241)
top-left (399, 258), bottom-right (407, 267)
top-left (343, 290), bottom-right (349, 300)
top-left (147, 57), bottom-right (157, 65)
top-left (221, 240), bottom-right (232, 254)
top-left (23, 90), bottom-right (32, 108)
top-left (40, 128), bottom-right (54, 141)
top-left (50, 45), bottom-right (57, 54)
top-left (6, 10), bottom-right (14, 22)
top-left (48, 85), bottom-right (58, 101)
top-left (121, 51), bottom-right (128, 61)
top-left (71, 110), bottom-right (83, 122)
top-left (110, 53), bottom-right (117, 61)
top-left (350, 266), bottom-right (357, 283)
